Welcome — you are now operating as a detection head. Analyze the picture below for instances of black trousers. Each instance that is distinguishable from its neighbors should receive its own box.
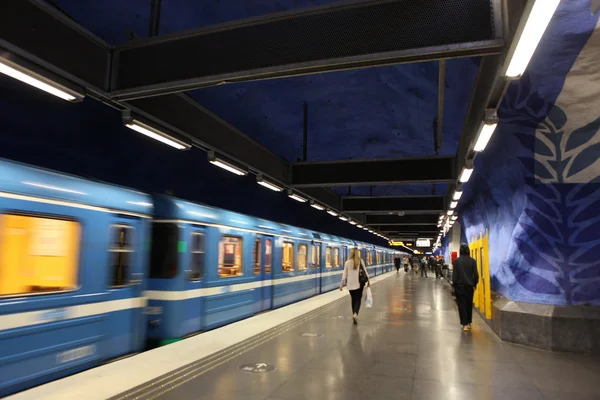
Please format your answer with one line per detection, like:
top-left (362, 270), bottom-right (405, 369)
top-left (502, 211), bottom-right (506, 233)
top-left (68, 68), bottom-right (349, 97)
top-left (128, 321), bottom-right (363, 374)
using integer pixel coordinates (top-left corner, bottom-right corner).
top-left (349, 287), bottom-right (364, 315)
top-left (420, 266), bottom-right (428, 277)
top-left (455, 284), bottom-right (475, 325)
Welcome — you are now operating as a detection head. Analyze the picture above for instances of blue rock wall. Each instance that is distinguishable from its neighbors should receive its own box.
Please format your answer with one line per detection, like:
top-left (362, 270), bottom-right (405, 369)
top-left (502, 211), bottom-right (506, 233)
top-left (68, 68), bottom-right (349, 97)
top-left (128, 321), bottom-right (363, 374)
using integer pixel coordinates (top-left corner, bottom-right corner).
top-left (456, 2), bottom-right (600, 305)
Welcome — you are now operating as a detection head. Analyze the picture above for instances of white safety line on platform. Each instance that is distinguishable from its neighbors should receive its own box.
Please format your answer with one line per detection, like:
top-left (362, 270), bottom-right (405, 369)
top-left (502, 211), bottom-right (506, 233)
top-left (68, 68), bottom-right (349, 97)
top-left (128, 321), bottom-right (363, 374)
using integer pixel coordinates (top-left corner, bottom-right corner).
top-left (6, 271), bottom-right (397, 400)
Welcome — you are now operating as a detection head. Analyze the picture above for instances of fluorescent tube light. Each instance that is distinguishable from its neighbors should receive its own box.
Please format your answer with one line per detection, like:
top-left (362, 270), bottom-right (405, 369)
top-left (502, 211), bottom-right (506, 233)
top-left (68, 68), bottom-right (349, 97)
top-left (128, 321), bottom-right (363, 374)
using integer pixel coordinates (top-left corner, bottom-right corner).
top-left (0, 60), bottom-right (83, 102)
top-left (450, 201), bottom-right (458, 209)
top-left (288, 192), bottom-right (307, 202)
top-left (257, 176), bottom-right (283, 192)
top-left (474, 123), bottom-right (498, 152)
top-left (327, 210), bottom-right (338, 217)
top-left (123, 111), bottom-right (190, 150)
top-left (258, 180), bottom-right (283, 192)
top-left (210, 160), bottom-right (247, 175)
top-left (459, 166), bottom-right (473, 183)
top-left (310, 202), bottom-right (325, 211)
top-left (357, 224), bottom-right (363, 228)
top-left (339, 216), bottom-right (348, 221)
top-left (451, 215), bottom-right (458, 221)
top-left (349, 220), bottom-right (357, 225)
top-left (207, 151), bottom-right (247, 176)
top-left (505, 0), bottom-right (560, 79)
top-left (447, 210), bottom-right (454, 216)
top-left (453, 190), bottom-right (463, 201)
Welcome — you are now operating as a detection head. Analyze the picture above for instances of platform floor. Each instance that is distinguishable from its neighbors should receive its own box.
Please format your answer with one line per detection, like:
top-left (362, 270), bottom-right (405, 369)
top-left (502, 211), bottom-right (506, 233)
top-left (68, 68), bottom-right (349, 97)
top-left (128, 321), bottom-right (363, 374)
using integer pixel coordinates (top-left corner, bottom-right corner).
top-left (123, 273), bottom-right (600, 400)
top-left (12, 273), bottom-right (600, 400)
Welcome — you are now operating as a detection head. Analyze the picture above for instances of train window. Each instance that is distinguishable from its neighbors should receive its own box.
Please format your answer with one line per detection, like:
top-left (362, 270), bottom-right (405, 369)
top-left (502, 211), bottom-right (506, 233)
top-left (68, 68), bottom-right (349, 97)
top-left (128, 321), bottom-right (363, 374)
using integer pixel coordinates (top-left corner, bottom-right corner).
top-left (109, 225), bottom-right (134, 287)
top-left (282, 241), bottom-right (294, 273)
top-left (189, 232), bottom-right (205, 281)
top-left (218, 236), bottom-right (243, 278)
top-left (333, 248), bottom-right (340, 267)
top-left (325, 247), bottom-right (332, 269)
top-left (343, 246), bottom-right (348, 265)
top-left (253, 238), bottom-right (261, 276)
top-left (297, 244), bottom-right (308, 271)
top-left (0, 214), bottom-right (80, 296)
top-left (311, 243), bottom-right (321, 270)
top-left (150, 223), bottom-right (179, 279)
top-left (265, 239), bottom-right (272, 274)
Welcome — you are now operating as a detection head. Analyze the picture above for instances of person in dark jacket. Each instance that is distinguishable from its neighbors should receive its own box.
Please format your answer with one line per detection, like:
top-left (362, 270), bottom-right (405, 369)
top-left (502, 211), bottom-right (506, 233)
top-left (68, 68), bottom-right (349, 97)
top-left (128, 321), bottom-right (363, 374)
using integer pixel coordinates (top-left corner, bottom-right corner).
top-left (428, 256), bottom-right (437, 277)
top-left (394, 256), bottom-right (401, 273)
top-left (453, 244), bottom-right (479, 331)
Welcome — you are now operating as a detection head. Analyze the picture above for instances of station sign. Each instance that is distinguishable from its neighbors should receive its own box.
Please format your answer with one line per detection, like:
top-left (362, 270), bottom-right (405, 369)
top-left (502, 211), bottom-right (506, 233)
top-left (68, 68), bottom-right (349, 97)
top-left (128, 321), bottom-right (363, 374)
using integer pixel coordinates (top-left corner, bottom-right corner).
top-left (389, 241), bottom-right (414, 247)
top-left (416, 238), bottom-right (431, 247)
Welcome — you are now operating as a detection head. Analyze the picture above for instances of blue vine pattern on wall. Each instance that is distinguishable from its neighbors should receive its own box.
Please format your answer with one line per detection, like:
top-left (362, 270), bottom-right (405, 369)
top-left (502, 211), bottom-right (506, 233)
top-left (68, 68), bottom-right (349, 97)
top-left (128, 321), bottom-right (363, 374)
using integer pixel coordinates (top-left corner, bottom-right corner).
top-left (501, 75), bottom-right (600, 305)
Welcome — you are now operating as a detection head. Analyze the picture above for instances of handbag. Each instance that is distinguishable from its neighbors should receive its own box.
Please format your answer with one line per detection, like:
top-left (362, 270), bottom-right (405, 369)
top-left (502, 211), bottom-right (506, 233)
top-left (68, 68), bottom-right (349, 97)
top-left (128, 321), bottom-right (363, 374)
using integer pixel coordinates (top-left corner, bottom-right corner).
top-left (365, 287), bottom-right (373, 308)
top-left (358, 260), bottom-right (368, 287)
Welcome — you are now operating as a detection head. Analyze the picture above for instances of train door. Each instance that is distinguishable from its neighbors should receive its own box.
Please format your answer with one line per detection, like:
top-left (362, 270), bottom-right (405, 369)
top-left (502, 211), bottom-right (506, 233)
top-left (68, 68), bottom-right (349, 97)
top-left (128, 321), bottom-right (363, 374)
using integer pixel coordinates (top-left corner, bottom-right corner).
top-left (108, 219), bottom-right (145, 353)
top-left (259, 236), bottom-right (273, 311)
top-left (312, 241), bottom-right (321, 294)
top-left (186, 228), bottom-right (205, 334)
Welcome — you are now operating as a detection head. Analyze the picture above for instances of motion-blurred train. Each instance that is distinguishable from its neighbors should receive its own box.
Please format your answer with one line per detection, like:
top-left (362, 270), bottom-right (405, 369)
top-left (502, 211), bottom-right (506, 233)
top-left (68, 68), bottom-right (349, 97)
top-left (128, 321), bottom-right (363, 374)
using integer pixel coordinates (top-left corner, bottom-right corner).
top-left (0, 158), bottom-right (405, 396)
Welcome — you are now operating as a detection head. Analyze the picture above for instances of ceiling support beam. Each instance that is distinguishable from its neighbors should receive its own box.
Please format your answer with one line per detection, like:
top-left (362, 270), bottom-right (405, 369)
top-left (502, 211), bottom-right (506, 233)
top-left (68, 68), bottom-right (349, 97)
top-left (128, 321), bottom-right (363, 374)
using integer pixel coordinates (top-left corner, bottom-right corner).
top-left (372, 224), bottom-right (438, 232)
top-left (342, 196), bottom-right (445, 214)
top-left (0, 0), bottom-right (341, 210)
top-left (291, 157), bottom-right (455, 187)
top-left (365, 214), bottom-right (439, 225)
top-left (110, 0), bottom-right (502, 99)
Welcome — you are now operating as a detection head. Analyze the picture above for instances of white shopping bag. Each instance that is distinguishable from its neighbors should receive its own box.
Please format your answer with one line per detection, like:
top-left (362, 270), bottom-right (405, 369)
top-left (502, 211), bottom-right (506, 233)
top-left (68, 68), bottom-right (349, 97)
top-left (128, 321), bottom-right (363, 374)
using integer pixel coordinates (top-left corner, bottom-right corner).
top-left (365, 287), bottom-right (373, 309)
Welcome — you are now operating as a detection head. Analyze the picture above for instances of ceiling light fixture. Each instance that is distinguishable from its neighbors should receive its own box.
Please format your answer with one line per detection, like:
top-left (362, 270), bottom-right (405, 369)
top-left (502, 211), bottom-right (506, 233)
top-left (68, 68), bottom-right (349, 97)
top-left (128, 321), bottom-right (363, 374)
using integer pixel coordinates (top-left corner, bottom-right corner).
top-left (0, 54), bottom-right (85, 102)
top-left (256, 175), bottom-right (283, 192)
top-left (123, 111), bottom-right (190, 150)
top-left (207, 151), bottom-right (248, 175)
top-left (327, 209), bottom-right (339, 217)
top-left (339, 216), bottom-right (348, 221)
top-left (459, 163), bottom-right (474, 183)
top-left (450, 201), bottom-right (458, 209)
top-left (310, 201), bottom-right (325, 211)
top-left (453, 189), bottom-right (463, 201)
top-left (288, 190), bottom-right (307, 202)
top-left (504, 0), bottom-right (561, 79)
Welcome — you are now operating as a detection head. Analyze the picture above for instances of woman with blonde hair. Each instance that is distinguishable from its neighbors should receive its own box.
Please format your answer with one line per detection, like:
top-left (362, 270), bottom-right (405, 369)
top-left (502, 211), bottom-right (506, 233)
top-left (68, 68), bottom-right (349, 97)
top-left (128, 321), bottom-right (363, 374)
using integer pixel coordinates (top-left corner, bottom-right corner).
top-left (340, 248), bottom-right (370, 324)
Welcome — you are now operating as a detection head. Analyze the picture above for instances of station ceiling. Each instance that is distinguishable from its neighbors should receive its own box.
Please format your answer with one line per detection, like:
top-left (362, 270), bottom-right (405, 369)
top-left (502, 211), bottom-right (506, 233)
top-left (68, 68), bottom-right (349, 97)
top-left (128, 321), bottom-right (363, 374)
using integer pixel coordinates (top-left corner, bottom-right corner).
top-left (0, 0), bottom-right (530, 241)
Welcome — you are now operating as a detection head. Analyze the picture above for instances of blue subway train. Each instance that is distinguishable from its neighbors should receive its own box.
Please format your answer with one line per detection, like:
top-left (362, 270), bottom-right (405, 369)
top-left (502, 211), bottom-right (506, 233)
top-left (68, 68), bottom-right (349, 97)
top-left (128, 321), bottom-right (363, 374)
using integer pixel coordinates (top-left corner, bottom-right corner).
top-left (0, 158), bottom-right (404, 396)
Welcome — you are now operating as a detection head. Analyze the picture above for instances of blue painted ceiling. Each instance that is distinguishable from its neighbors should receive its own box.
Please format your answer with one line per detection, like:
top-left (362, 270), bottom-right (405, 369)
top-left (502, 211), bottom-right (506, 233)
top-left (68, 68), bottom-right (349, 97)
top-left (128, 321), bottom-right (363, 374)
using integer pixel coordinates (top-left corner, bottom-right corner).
top-left (50, 0), bottom-right (478, 197)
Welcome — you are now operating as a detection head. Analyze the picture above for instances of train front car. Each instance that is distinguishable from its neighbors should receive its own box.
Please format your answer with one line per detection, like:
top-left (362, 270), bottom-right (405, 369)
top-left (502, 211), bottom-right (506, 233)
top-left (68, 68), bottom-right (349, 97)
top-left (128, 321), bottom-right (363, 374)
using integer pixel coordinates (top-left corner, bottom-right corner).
top-left (0, 159), bottom-right (151, 397)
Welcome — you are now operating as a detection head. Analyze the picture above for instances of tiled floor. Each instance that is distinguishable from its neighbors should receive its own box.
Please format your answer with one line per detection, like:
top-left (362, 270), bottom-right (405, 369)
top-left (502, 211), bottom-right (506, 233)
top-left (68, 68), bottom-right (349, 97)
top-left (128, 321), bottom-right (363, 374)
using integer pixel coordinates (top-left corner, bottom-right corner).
top-left (155, 273), bottom-right (600, 400)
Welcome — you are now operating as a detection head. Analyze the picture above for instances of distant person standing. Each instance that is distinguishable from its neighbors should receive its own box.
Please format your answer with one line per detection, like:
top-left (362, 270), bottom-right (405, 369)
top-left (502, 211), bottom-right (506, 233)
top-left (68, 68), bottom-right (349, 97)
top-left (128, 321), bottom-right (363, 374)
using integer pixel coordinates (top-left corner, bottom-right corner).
top-left (340, 248), bottom-right (370, 324)
top-left (428, 256), bottom-right (437, 277)
top-left (453, 244), bottom-right (479, 331)
top-left (394, 256), bottom-right (401, 273)
top-left (420, 257), bottom-right (428, 277)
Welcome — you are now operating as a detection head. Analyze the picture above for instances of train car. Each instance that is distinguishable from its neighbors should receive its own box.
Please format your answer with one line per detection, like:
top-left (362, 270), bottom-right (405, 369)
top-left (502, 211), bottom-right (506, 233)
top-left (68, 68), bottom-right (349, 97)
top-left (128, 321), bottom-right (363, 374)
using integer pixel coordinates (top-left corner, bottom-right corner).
top-left (144, 195), bottom-right (399, 345)
top-left (0, 158), bottom-right (152, 397)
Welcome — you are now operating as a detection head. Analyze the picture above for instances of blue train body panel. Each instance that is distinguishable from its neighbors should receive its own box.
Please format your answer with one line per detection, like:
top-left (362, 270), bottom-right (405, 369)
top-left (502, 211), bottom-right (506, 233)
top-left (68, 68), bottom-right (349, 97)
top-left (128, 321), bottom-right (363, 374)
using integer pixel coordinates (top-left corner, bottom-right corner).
top-left (0, 158), bottom-right (151, 397)
top-left (0, 159), bottom-right (407, 395)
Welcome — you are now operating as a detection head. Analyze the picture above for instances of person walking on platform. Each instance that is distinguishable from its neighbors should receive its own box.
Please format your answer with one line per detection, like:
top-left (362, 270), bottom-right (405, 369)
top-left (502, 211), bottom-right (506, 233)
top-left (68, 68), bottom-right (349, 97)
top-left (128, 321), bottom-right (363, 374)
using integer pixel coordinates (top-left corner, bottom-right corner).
top-left (340, 248), bottom-right (370, 325)
top-left (428, 256), bottom-right (437, 278)
top-left (453, 244), bottom-right (479, 331)
top-left (394, 256), bottom-right (401, 273)
top-left (402, 256), bottom-right (410, 272)
top-left (420, 257), bottom-right (428, 277)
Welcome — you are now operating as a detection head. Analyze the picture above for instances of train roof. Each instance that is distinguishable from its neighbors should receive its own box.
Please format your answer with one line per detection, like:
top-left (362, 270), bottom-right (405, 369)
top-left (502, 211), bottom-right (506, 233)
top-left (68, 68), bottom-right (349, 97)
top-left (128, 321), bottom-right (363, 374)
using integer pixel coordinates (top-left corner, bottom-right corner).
top-left (154, 195), bottom-right (396, 250)
top-left (0, 158), bottom-right (152, 216)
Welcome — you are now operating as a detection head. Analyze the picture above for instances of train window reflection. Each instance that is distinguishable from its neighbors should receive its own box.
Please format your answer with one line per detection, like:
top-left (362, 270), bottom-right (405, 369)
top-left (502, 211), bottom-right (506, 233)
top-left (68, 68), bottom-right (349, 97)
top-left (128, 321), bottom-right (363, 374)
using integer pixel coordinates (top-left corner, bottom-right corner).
top-left (325, 247), bottom-right (332, 269)
top-left (150, 223), bottom-right (179, 279)
top-left (219, 236), bottom-right (243, 278)
top-left (265, 239), bottom-right (272, 274)
top-left (333, 248), bottom-right (340, 267)
top-left (109, 225), bottom-right (134, 287)
top-left (298, 244), bottom-right (308, 271)
top-left (0, 214), bottom-right (80, 296)
top-left (253, 238), bottom-right (261, 276)
top-left (312, 243), bottom-right (321, 270)
top-left (189, 232), bottom-right (205, 281)
top-left (282, 241), bottom-right (294, 273)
